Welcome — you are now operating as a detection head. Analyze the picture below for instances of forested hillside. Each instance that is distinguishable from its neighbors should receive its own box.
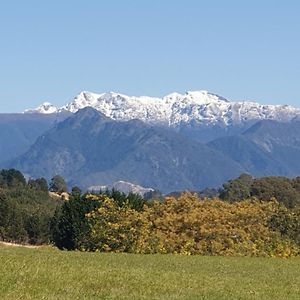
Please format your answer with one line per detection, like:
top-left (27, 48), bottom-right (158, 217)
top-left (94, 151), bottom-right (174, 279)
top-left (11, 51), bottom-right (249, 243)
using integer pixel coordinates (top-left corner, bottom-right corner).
top-left (0, 169), bottom-right (62, 244)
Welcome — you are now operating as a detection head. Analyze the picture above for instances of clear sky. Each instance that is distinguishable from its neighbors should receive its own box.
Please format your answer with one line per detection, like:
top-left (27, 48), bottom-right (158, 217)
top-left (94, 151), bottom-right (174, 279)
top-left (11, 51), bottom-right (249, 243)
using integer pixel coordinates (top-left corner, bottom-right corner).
top-left (1, 0), bottom-right (300, 112)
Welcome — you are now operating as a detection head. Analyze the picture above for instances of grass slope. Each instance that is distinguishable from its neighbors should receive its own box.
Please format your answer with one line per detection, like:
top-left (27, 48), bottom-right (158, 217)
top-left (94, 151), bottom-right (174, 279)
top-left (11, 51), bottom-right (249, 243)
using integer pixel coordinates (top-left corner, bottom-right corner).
top-left (0, 244), bottom-right (299, 300)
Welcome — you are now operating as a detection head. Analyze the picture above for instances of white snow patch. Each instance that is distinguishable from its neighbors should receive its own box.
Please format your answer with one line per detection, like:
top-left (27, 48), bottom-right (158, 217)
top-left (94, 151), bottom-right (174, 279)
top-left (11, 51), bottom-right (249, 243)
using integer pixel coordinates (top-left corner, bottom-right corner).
top-left (24, 90), bottom-right (300, 126)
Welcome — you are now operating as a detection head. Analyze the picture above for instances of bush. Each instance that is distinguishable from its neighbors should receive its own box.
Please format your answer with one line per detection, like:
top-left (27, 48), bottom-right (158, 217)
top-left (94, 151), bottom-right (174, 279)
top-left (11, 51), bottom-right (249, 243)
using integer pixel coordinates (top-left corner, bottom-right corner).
top-left (49, 175), bottom-right (68, 193)
top-left (0, 186), bottom-right (62, 245)
top-left (97, 189), bottom-right (146, 211)
top-left (268, 206), bottom-right (300, 246)
top-left (81, 193), bottom-right (300, 257)
top-left (83, 196), bottom-right (146, 252)
top-left (220, 175), bottom-right (300, 208)
top-left (0, 169), bottom-right (26, 188)
top-left (51, 194), bottom-right (101, 250)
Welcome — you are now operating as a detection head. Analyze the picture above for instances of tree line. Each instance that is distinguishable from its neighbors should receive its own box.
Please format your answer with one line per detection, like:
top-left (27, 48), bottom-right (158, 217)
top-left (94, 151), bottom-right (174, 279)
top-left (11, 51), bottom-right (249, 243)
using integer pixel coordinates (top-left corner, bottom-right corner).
top-left (219, 173), bottom-right (300, 208)
top-left (53, 192), bottom-right (300, 257)
top-left (0, 169), bottom-right (63, 244)
top-left (0, 169), bottom-right (73, 244)
top-left (0, 169), bottom-right (299, 257)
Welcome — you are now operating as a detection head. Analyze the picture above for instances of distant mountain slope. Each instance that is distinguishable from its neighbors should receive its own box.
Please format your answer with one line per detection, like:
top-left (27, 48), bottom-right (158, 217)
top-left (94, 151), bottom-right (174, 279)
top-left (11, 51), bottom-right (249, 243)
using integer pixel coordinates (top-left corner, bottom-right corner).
top-left (25, 90), bottom-right (300, 127)
top-left (208, 119), bottom-right (300, 177)
top-left (0, 113), bottom-right (70, 164)
top-left (208, 135), bottom-right (287, 175)
top-left (12, 107), bottom-right (244, 192)
top-left (88, 181), bottom-right (154, 196)
top-left (244, 120), bottom-right (300, 175)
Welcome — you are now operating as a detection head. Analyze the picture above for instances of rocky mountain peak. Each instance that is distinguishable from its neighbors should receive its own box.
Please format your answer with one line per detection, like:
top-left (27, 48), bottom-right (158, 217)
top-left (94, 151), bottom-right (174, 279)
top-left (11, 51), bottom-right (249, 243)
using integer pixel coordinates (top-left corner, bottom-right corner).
top-left (24, 90), bottom-right (300, 126)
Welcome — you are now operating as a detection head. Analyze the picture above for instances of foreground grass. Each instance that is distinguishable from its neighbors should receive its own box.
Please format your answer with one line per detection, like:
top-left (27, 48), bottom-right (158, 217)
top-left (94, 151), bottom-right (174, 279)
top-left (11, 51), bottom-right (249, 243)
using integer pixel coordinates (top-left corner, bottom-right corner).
top-left (0, 245), bottom-right (299, 300)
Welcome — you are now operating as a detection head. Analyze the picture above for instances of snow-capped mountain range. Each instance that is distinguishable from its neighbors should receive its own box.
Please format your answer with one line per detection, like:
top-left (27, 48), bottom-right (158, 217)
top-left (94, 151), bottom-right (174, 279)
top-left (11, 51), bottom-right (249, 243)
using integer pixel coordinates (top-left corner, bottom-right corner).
top-left (24, 90), bottom-right (300, 126)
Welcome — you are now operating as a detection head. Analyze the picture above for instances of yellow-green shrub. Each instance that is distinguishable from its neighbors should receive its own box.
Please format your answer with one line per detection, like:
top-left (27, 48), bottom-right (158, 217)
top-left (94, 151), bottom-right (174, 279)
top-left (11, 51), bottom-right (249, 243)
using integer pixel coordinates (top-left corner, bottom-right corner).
top-left (138, 194), bottom-right (299, 257)
top-left (84, 193), bottom-right (300, 257)
top-left (84, 196), bottom-right (148, 252)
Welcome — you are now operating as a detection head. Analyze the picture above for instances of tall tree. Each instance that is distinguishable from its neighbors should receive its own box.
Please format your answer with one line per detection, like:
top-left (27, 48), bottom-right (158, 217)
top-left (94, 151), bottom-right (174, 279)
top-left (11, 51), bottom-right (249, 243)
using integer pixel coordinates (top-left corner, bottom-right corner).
top-left (219, 173), bottom-right (253, 201)
top-left (49, 175), bottom-right (68, 193)
top-left (28, 177), bottom-right (48, 192)
top-left (0, 169), bottom-right (26, 188)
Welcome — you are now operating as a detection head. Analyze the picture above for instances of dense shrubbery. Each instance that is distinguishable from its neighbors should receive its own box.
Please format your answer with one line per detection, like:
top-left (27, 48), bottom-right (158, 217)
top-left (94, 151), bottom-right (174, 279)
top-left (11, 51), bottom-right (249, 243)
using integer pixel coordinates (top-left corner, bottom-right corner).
top-left (98, 189), bottom-right (147, 211)
top-left (0, 169), bottom-right (26, 188)
top-left (53, 192), bottom-right (300, 257)
top-left (0, 169), bottom-right (62, 244)
top-left (220, 174), bottom-right (300, 208)
top-left (1, 168), bottom-right (300, 257)
top-left (51, 193), bottom-right (101, 250)
top-left (268, 206), bottom-right (300, 247)
top-left (49, 175), bottom-right (68, 193)
top-left (51, 189), bottom-right (146, 250)
top-left (0, 187), bottom-right (62, 244)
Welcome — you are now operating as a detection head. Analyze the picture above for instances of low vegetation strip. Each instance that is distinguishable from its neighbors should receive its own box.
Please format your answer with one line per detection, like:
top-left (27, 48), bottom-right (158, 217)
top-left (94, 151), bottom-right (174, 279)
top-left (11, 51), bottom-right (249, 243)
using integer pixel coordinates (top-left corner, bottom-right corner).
top-left (0, 245), bottom-right (299, 300)
top-left (53, 193), bottom-right (300, 257)
top-left (1, 169), bottom-right (300, 257)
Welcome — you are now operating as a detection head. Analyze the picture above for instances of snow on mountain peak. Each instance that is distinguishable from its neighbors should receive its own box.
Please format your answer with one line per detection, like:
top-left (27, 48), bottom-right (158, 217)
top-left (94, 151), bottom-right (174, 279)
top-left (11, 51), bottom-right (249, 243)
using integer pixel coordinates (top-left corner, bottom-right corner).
top-left (24, 102), bottom-right (58, 114)
top-left (24, 90), bottom-right (300, 126)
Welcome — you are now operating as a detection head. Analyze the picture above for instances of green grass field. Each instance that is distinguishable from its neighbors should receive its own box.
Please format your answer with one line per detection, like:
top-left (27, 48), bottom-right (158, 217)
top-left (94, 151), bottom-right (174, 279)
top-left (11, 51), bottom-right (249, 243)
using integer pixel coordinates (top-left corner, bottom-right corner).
top-left (0, 244), bottom-right (299, 300)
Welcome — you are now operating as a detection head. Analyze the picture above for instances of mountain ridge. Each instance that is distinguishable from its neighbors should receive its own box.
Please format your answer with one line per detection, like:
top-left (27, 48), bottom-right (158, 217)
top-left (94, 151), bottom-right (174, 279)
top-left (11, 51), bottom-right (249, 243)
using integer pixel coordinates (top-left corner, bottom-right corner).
top-left (13, 107), bottom-right (244, 192)
top-left (24, 90), bottom-right (300, 126)
top-left (208, 118), bottom-right (300, 177)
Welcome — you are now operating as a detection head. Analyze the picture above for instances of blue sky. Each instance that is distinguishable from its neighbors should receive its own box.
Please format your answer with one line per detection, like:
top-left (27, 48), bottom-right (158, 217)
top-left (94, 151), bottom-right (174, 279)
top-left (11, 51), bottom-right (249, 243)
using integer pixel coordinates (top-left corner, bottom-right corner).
top-left (0, 0), bottom-right (300, 112)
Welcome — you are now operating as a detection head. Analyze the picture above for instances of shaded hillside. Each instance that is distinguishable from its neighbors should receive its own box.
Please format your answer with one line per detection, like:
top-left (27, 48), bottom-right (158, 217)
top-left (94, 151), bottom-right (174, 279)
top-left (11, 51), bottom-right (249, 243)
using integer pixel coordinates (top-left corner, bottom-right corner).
top-left (244, 120), bottom-right (300, 175)
top-left (12, 108), bottom-right (244, 192)
top-left (208, 119), bottom-right (300, 177)
top-left (177, 120), bottom-right (256, 143)
top-left (0, 113), bottom-right (70, 164)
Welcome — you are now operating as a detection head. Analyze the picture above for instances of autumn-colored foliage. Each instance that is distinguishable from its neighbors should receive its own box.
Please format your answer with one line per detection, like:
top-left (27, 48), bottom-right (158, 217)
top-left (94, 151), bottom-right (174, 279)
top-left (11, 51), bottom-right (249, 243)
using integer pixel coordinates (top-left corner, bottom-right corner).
top-left (81, 193), bottom-right (300, 257)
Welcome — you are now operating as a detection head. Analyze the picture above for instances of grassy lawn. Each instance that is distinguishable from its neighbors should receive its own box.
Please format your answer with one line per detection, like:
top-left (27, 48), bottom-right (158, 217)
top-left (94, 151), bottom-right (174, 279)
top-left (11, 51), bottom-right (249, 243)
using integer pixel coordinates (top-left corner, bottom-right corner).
top-left (0, 244), bottom-right (299, 300)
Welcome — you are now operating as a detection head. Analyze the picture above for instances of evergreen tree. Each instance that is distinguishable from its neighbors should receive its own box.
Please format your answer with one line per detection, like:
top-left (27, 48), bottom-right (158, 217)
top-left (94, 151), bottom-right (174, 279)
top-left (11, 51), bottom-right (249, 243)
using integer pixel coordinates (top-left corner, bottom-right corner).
top-left (71, 186), bottom-right (82, 199)
top-left (0, 169), bottom-right (26, 188)
top-left (28, 177), bottom-right (48, 192)
top-left (220, 173), bottom-right (253, 201)
top-left (51, 195), bottom-right (100, 250)
top-left (49, 175), bottom-right (68, 193)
